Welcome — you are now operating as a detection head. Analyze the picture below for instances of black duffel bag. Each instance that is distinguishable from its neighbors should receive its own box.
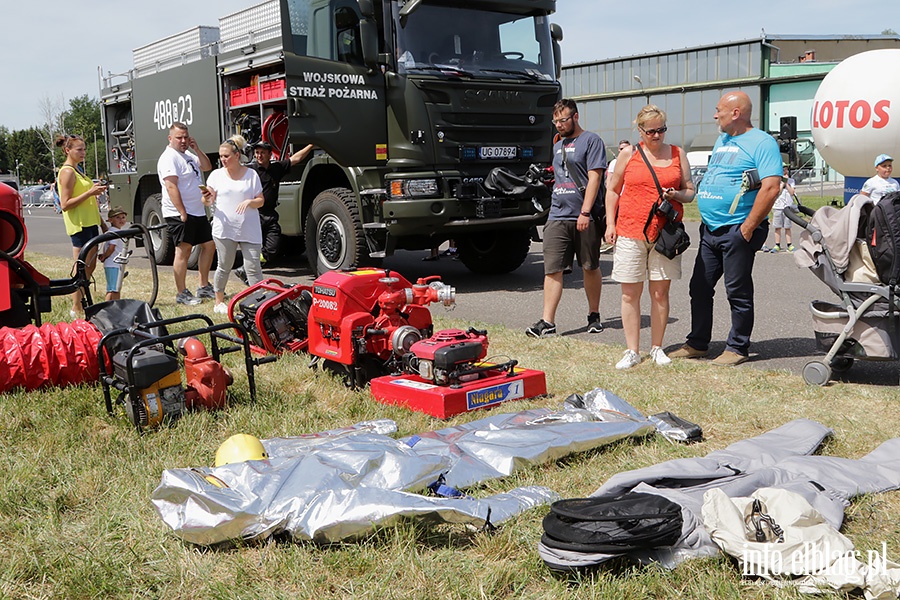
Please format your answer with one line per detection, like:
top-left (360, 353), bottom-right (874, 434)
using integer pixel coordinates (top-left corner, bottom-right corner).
top-left (541, 491), bottom-right (683, 554)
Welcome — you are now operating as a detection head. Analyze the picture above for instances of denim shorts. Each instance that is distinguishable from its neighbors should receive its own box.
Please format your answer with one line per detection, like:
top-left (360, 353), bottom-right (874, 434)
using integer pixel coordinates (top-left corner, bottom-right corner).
top-left (70, 225), bottom-right (99, 248)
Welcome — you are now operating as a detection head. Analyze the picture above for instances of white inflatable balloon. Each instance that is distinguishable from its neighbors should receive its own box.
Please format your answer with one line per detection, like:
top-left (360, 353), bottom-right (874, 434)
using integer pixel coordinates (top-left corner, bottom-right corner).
top-left (811, 49), bottom-right (900, 177)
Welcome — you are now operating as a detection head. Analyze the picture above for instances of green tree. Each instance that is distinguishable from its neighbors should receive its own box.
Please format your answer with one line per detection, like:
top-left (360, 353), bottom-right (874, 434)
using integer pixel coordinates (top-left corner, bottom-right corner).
top-left (0, 126), bottom-right (10, 174)
top-left (8, 128), bottom-right (54, 183)
top-left (882, 28), bottom-right (898, 35)
top-left (62, 95), bottom-right (107, 178)
top-left (64, 95), bottom-right (102, 139)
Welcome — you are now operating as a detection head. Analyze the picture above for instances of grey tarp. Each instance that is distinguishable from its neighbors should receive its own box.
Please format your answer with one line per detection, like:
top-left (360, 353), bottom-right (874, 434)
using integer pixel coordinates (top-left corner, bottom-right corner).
top-left (539, 419), bottom-right (900, 570)
top-left (152, 389), bottom-right (655, 546)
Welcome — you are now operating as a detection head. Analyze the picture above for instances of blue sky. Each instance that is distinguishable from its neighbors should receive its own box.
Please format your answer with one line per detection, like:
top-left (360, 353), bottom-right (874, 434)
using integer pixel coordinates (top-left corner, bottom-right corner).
top-left (1, 0), bottom-right (896, 131)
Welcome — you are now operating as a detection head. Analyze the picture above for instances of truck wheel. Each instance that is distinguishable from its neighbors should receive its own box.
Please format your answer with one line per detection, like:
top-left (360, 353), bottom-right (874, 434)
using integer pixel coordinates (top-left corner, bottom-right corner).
top-left (305, 188), bottom-right (367, 275)
top-left (186, 245), bottom-right (202, 270)
top-left (142, 193), bottom-right (175, 265)
top-left (456, 230), bottom-right (532, 274)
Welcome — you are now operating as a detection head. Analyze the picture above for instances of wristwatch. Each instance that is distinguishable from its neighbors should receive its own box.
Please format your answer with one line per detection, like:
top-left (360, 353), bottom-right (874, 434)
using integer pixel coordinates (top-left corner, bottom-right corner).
top-left (580, 211), bottom-right (591, 217)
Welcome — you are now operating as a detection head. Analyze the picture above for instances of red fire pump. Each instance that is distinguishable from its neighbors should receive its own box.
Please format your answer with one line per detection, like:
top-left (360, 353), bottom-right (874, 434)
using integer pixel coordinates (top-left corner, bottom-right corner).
top-left (229, 269), bottom-right (456, 384)
top-left (370, 327), bottom-right (547, 419)
top-left (228, 279), bottom-right (312, 355)
top-left (228, 267), bottom-right (546, 416)
top-left (306, 269), bottom-right (456, 386)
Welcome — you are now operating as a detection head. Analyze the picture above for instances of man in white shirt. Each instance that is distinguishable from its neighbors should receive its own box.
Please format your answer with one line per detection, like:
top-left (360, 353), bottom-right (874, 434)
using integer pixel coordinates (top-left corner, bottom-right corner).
top-left (157, 122), bottom-right (215, 305)
top-left (605, 139), bottom-right (632, 187)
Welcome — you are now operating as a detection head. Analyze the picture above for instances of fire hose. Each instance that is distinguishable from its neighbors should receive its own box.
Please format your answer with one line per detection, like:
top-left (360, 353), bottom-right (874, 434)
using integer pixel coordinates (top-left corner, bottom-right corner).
top-left (0, 320), bottom-right (102, 393)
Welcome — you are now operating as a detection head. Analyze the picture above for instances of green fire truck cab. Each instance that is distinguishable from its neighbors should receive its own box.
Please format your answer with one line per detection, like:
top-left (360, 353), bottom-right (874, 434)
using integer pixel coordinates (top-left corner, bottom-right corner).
top-left (100, 0), bottom-right (562, 274)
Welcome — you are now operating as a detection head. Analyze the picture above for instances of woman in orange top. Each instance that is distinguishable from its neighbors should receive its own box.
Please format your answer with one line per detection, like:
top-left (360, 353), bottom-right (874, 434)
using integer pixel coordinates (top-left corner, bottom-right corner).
top-left (604, 105), bottom-right (694, 369)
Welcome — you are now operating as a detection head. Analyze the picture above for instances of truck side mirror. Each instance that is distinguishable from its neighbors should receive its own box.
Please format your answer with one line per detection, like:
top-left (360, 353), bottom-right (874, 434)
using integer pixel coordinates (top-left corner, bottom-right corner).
top-left (550, 24), bottom-right (563, 80)
top-left (360, 18), bottom-right (378, 71)
top-left (358, 0), bottom-right (375, 17)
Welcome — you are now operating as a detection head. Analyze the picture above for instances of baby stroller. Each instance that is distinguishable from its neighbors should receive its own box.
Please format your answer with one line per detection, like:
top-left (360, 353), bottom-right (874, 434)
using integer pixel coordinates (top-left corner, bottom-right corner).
top-left (788, 195), bottom-right (900, 385)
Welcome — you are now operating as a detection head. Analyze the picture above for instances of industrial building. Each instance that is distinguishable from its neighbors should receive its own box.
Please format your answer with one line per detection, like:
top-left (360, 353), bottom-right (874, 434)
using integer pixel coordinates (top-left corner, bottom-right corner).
top-left (561, 34), bottom-right (900, 183)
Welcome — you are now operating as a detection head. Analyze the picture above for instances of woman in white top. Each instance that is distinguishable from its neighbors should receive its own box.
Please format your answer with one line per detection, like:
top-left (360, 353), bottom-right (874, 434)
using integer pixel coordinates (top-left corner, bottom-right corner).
top-left (202, 135), bottom-right (265, 314)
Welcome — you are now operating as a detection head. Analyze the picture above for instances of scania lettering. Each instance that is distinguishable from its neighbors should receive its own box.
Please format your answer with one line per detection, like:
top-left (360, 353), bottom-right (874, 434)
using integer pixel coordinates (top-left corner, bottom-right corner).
top-left (99, 0), bottom-right (563, 275)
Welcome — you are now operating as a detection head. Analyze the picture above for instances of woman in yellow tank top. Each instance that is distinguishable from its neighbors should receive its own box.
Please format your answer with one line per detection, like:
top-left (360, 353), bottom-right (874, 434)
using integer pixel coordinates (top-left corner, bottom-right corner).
top-left (56, 134), bottom-right (108, 317)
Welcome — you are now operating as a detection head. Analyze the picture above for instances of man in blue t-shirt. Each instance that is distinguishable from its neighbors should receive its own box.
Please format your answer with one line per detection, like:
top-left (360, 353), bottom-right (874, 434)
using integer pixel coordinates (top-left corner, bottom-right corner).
top-left (670, 91), bottom-right (782, 365)
top-left (526, 98), bottom-right (607, 338)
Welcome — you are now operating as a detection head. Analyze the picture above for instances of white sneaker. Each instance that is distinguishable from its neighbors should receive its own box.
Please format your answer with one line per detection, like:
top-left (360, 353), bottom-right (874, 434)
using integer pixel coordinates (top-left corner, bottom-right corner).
top-left (213, 302), bottom-right (228, 315)
top-left (616, 349), bottom-right (641, 370)
top-left (650, 346), bottom-right (672, 366)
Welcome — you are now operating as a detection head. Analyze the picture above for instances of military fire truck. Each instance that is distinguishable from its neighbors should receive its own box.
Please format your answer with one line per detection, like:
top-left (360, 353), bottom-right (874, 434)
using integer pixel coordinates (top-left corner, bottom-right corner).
top-left (99, 0), bottom-right (562, 274)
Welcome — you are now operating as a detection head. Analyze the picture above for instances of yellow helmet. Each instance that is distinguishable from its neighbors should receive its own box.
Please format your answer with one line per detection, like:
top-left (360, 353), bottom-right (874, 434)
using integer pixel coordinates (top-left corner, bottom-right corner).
top-left (214, 434), bottom-right (269, 467)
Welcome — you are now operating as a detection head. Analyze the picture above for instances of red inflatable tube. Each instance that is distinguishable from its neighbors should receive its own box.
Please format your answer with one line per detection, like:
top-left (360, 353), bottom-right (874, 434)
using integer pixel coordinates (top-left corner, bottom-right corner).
top-left (0, 320), bottom-right (102, 393)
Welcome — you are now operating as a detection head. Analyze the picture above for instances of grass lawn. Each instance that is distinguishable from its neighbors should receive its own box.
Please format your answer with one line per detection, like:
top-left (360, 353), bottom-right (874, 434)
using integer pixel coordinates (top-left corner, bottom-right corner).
top-left (1, 253), bottom-right (898, 599)
top-left (682, 193), bottom-right (843, 223)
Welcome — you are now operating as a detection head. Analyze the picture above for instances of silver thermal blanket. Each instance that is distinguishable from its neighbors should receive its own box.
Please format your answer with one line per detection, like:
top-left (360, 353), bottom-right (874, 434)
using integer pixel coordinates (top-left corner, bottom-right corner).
top-left (152, 389), bottom-right (655, 546)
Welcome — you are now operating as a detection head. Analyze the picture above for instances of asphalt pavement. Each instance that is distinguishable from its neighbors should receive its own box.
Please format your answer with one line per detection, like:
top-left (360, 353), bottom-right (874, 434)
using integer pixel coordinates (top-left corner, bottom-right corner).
top-left (22, 206), bottom-right (898, 386)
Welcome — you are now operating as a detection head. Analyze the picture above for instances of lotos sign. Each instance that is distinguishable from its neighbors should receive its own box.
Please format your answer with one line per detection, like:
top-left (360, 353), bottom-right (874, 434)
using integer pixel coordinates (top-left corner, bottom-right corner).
top-left (811, 49), bottom-right (900, 177)
top-left (811, 99), bottom-right (889, 131)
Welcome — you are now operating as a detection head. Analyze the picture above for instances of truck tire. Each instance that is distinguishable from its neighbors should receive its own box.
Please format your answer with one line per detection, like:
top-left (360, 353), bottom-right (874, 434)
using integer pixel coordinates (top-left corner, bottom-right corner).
top-left (305, 187), bottom-right (367, 275)
top-left (456, 230), bottom-right (532, 274)
top-left (142, 193), bottom-right (175, 265)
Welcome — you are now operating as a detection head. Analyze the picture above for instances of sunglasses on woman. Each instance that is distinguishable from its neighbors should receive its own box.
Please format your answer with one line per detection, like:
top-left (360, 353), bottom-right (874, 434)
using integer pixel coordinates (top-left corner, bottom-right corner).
top-left (641, 126), bottom-right (668, 136)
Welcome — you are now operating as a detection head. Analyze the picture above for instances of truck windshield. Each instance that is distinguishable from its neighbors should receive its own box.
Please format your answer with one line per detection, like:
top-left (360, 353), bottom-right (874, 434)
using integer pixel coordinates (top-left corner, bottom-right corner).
top-left (392, 3), bottom-right (555, 81)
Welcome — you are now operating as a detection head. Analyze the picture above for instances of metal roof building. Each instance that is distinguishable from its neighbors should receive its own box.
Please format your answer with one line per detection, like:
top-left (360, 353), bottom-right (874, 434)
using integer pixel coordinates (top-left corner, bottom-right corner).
top-left (561, 34), bottom-right (900, 183)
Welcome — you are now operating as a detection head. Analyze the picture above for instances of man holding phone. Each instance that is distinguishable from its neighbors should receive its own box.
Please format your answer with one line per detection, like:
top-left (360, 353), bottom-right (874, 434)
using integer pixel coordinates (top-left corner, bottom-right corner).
top-left (670, 91), bottom-right (782, 365)
top-left (157, 122), bottom-right (215, 306)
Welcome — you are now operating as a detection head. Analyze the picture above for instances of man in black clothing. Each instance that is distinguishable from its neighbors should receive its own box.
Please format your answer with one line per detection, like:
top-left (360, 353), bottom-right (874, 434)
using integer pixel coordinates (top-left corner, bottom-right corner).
top-left (248, 141), bottom-right (314, 264)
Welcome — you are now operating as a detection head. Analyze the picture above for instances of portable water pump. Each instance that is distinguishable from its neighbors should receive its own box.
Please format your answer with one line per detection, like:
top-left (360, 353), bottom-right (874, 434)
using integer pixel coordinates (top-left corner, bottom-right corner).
top-left (99, 314), bottom-right (262, 432)
top-left (370, 325), bottom-right (546, 419)
top-left (230, 269), bottom-right (456, 386)
top-left (306, 269), bottom-right (455, 386)
top-left (229, 279), bottom-right (312, 355)
top-left (226, 268), bottom-right (546, 417)
top-left (403, 327), bottom-right (492, 385)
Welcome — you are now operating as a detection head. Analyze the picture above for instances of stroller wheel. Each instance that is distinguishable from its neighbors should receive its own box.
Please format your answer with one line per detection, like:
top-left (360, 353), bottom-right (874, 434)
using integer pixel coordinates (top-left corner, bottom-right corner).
top-left (803, 360), bottom-right (832, 386)
top-left (830, 357), bottom-right (854, 374)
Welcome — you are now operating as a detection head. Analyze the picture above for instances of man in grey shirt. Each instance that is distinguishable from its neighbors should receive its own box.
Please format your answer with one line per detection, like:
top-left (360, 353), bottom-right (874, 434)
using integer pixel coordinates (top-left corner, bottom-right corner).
top-left (526, 99), bottom-right (607, 338)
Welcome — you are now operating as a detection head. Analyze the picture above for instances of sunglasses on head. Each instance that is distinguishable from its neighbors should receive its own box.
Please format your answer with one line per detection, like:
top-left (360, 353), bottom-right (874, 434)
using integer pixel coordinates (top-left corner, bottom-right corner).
top-left (641, 126), bottom-right (668, 136)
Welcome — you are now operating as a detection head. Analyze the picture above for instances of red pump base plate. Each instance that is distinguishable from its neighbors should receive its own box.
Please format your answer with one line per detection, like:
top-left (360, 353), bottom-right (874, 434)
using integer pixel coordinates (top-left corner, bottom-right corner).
top-left (369, 365), bottom-right (547, 419)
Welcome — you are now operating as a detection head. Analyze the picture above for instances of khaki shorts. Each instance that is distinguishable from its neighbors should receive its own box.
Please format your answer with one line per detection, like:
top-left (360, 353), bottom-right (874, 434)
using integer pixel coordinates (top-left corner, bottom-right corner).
top-left (542, 219), bottom-right (602, 274)
top-left (611, 236), bottom-right (682, 283)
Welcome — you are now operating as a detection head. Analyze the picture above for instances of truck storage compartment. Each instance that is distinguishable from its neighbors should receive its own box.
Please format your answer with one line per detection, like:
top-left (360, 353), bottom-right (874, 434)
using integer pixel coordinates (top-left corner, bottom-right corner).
top-left (132, 26), bottom-right (220, 77)
top-left (219, 0), bottom-right (282, 53)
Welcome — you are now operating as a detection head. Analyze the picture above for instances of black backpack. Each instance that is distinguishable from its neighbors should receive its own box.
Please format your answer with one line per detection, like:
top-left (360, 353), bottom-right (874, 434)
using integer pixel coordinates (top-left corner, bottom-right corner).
top-left (866, 191), bottom-right (900, 285)
top-left (541, 492), bottom-right (683, 557)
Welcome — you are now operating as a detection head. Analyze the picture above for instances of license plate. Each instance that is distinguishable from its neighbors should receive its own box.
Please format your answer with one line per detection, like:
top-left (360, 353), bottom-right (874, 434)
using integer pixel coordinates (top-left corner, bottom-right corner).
top-left (478, 146), bottom-right (517, 159)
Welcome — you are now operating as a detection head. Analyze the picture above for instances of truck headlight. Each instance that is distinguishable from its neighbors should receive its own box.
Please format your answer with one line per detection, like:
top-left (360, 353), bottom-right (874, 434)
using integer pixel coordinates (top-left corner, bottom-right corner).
top-left (389, 179), bottom-right (440, 199)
